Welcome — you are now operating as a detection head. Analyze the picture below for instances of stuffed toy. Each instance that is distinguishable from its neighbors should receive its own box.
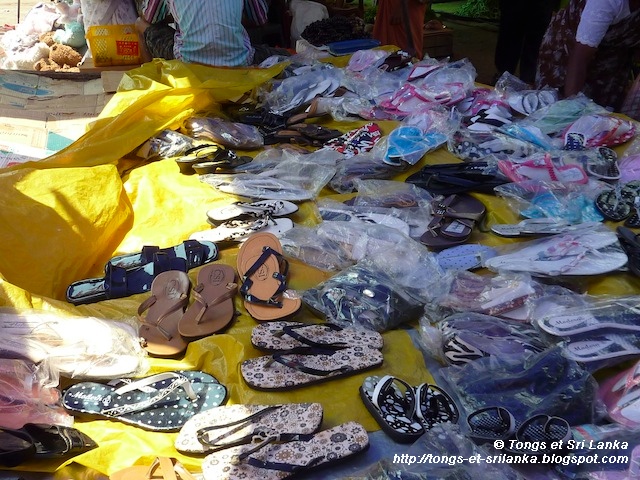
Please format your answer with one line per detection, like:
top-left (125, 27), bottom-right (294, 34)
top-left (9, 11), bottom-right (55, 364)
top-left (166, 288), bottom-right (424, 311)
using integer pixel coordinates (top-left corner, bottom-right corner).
top-left (49, 43), bottom-right (83, 68)
top-left (52, 0), bottom-right (86, 49)
top-left (0, 30), bottom-right (50, 70)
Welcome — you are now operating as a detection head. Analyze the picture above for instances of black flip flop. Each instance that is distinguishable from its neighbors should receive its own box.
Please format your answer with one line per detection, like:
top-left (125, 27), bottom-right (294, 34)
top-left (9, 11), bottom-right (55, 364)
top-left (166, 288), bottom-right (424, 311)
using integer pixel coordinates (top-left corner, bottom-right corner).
top-left (466, 406), bottom-right (516, 444)
top-left (616, 226), bottom-right (640, 277)
top-left (595, 189), bottom-right (633, 221)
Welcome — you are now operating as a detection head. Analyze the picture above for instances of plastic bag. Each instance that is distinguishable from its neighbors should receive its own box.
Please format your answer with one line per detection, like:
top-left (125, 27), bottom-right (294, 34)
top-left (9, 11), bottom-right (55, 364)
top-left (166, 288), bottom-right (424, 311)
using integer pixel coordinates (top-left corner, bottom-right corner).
top-left (448, 128), bottom-right (542, 161)
top-left (439, 346), bottom-right (598, 427)
top-left (182, 116), bottom-right (264, 149)
top-left (201, 156), bottom-right (338, 201)
top-left (134, 129), bottom-right (198, 161)
top-left (0, 309), bottom-right (149, 380)
top-left (493, 178), bottom-right (605, 223)
top-left (418, 311), bottom-right (551, 367)
top-left (302, 261), bottom-right (424, 332)
top-left (0, 359), bottom-right (74, 429)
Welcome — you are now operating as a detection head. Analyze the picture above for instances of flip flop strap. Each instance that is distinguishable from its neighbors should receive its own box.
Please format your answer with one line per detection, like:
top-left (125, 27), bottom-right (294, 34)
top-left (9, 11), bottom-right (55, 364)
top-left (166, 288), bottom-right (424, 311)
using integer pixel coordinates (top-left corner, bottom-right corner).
top-left (101, 373), bottom-right (196, 417)
top-left (191, 281), bottom-right (238, 325)
top-left (414, 384), bottom-right (457, 427)
top-left (371, 375), bottom-right (417, 419)
top-left (279, 323), bottom-right (347, 350)
top-left (137, 293), bottom-right (189, 340)
top-left (266, 351), bottom-right (352, 377)
top-left (196, 405), bottom-right (281, 448)
top-left (146, 457), bottom-right (179, 480)
top-left (240, 246), bottom-right (289, 308)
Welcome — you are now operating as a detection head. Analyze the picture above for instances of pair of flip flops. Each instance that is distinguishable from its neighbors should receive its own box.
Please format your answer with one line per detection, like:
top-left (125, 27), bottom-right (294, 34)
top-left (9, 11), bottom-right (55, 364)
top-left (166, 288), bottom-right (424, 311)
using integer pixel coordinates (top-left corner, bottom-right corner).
top-left (175, 144), bottom-right (252, 175)
top-left (62, 370), bottom-right (227, 432)
top-left (595, 182), bottom-right (640, 226)
top-left (137, 264), bottom-right (237, 357)
top-left (405, 161), bottom-right (507, 196)
top-left (200, 421), bottom-right (369, 480)
top-left (467, 407), bottom-right (572, 455)
top-left (359, 375), bottom-right (459, 443)
top-left (241, 321), bottom-right (384, 391)
top-left (420, 194), bottom-right (486, 250)
top-left (66, 240), bottom-right (219, 305)
top-left (263, 123), bottom-right (343, 147)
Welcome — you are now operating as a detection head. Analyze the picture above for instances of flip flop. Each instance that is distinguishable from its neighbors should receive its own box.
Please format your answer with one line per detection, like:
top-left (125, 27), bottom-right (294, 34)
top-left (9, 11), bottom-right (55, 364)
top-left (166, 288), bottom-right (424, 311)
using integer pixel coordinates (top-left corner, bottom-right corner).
top-left (420, 194), bottom-right (486, 250)
top-left (175, 403), bottom-right (323, 454)
top-left (178, 264), bottom-right (237, 340)
top-left (138, 270), bottom-right (190, 358)
top-left (484, 228), bottom-right (628, 277)
top-left (436, 243), bottom-right (498, 271)
top-left (617, 226), bottom-right (640, 277)
top-left (318, 207), bottom-right (411, 236)
top-left (191, 218), bottom-right (294, 244)
top-left (210, 176), bottom-right (314, 202)
top-left (537, 299), bottom-right (640, 337)
top-left (110, 457), bottom-right (197, 480)
top-left (62, 371), bottom-right (227, 431)
top-left (250, 321), bottom-right (384, 353)
top-left (466, 406), bottom-right (517, 443)
top-left (490, 218), bottom-right (572, 237)
top-left (240, 347), bottom-right (383, 390)
top-left (359, 375), bottom-right (424, 443)
top-left (201, 422), bottom-right (369, 480)
top-left (498, 153), bottom-right (589, 184)
top-left (406, 161), bottom-right (508, 196)
top-left (587, 147), bottom-right (621, 181)
top-left (413, 382), bottom-right (459, 431)
top-left (206, 200), bottom-right (299, 223)
top-left (109, 240), bottom-right (218, 271)
top-left (236, 232), bottom-right (301, 321)
top-left (598, 359), bottom-right (640, 429)
top-left (562, 332), bottom-right (640, 364)
top-left (508, 414), bottom-right (572, 455)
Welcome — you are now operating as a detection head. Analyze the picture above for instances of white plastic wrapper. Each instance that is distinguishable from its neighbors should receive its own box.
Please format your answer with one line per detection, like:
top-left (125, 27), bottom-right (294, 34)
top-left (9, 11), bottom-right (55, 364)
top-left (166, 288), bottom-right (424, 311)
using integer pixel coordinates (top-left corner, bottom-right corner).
top-left (0, 309), bottom-right (149, 380)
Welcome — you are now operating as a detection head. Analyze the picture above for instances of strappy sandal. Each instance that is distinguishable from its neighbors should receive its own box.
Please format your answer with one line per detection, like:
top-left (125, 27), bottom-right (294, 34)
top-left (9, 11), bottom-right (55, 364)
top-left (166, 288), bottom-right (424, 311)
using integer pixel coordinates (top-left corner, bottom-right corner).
top-left (420, 194), bottom-right (486, 250)
top-left (236, 232), bottom-right (301, 321)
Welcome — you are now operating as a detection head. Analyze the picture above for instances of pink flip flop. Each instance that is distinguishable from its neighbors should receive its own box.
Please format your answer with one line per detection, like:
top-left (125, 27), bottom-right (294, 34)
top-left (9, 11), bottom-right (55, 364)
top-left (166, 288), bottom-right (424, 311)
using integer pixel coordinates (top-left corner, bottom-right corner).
top-left (498, 153), bottom-right (589, 184)
top-left (598, 359), bottom-right (640, 429)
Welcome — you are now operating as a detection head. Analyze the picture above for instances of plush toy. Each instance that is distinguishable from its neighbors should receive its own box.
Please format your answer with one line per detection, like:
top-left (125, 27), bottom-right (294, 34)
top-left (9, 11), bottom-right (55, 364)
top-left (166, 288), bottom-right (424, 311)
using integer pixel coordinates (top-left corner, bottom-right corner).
top-left (51, 0), bottom-right (86, 48)
top-left (49, 43), bottom-right (83, 68)
top-left (0, 30), bottom-right (50, 70)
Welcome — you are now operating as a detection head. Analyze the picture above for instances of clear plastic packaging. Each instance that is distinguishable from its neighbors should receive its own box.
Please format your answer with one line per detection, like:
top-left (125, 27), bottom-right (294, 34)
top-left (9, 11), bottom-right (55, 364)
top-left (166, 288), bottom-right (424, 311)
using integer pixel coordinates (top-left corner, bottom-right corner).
top-left (182, 116), bottom-right (264, 150)
top-left (0, 359), bottom-right (73, 429)
top-left (302, 261), bottom-right (424, 332)
top-left (493, 178), bottom-right (605, 224)
top-left (418, 311), bottom-right (551, 367)
top-left (0, 309), bottom-right (149, 380)
top-left (200, 155), bottom-right (338, 201)
top-left (439, 346), bottom-right (598, 428)
top-left (134, 129), bottom-right (198, 161)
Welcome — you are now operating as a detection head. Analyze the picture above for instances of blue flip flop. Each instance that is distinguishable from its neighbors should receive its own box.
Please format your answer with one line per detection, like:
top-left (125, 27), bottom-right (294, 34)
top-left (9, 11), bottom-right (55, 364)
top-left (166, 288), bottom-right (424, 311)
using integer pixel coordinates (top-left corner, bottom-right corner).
top-left (62, 370), bottom-right (227, 431)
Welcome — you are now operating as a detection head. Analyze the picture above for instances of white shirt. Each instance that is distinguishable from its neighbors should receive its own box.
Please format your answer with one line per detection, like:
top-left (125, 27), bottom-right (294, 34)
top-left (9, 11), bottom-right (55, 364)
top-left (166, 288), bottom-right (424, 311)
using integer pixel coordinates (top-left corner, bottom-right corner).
top-left (576, 0), bottom-right (631, 47)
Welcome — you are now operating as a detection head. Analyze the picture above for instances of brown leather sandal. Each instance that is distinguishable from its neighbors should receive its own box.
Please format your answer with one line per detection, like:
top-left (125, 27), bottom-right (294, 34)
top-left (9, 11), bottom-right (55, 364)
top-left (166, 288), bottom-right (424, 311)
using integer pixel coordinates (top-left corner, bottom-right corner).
top-left (178, 264), bottom-right (238, 339)
top-left (138, 270), bottom-right (190, 357)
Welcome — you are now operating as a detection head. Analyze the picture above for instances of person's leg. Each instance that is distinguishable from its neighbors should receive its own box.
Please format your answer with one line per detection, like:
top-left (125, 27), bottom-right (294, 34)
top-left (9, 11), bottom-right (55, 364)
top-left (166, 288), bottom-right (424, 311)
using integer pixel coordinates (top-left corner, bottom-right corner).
top-left (519, 0), bottom-right (557, 84)
top-left (494, 0), bottom-right (526, 76)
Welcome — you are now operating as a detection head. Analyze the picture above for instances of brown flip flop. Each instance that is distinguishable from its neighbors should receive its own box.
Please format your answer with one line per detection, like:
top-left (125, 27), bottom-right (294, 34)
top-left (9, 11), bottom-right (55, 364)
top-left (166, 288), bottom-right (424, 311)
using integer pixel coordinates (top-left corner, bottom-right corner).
top-left (236, 232), bottom-right (301, 321)
top-left (110, 456), bottom-right (196, 480)
top-left (420, 194), bottom-right (486, 250)
top-left (138, 271), bottom-right (190, 357)
top-left (178, 264), bottom-right (238, 339)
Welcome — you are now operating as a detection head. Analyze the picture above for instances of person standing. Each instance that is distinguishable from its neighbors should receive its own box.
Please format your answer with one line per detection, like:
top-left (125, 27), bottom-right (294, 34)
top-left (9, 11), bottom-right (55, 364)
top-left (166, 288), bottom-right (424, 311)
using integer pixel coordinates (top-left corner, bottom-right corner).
top-left (372, 0), bottom-right (428, 58)
top-left (494, 0), bottom-right (559, 84)
top-left (536, 0), bottom-right (640, 111)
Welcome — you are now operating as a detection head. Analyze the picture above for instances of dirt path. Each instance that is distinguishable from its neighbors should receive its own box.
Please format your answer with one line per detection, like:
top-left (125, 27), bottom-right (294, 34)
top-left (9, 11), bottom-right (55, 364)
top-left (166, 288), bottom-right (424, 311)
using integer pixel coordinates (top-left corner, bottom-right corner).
top-left (2, 0), bottom-right (41, 26)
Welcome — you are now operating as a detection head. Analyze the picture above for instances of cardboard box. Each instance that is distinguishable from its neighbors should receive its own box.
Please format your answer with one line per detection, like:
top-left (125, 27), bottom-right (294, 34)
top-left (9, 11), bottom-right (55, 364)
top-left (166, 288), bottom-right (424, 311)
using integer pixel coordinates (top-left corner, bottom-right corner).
top-left (423, 27), bottom-right (454, 58)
